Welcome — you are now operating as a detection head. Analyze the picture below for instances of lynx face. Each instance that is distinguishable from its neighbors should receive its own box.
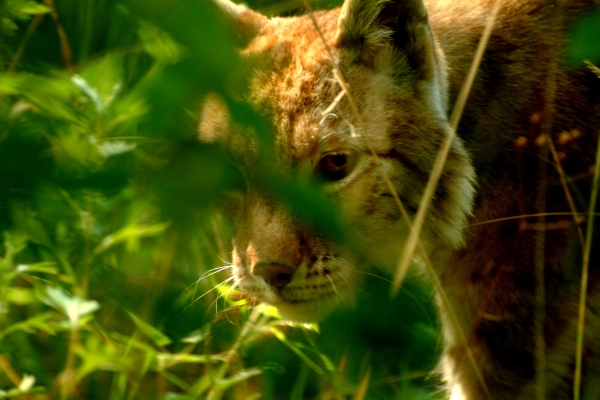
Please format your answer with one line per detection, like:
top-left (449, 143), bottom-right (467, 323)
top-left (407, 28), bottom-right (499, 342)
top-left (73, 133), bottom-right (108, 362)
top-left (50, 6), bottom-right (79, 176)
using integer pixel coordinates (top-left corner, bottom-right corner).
top-left (205, 0), bottom-right (476, 322)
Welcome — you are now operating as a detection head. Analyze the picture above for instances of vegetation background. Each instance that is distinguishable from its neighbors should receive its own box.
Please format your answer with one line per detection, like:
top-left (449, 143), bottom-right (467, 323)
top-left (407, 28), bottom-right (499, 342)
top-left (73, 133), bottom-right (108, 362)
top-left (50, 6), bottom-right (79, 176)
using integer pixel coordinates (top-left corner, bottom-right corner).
top-left (0, 0), bottom-right (598, 399)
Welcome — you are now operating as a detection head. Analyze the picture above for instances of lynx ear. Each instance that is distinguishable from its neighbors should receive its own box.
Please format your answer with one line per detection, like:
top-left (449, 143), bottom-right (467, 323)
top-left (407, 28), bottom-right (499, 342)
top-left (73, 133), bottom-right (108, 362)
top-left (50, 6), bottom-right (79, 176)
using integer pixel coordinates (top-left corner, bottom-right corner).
top-left (335, 0), bottom-right (439, 82)
top-left (211, 0), bottom-right (268, 45)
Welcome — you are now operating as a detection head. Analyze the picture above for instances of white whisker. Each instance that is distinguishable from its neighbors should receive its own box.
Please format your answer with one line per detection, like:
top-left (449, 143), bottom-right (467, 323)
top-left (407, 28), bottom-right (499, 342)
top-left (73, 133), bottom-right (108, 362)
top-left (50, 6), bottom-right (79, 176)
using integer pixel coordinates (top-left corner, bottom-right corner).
top-left (180, 275), bottom-right (235, 316)
top-left (326, 274), bottom-right (347, 306)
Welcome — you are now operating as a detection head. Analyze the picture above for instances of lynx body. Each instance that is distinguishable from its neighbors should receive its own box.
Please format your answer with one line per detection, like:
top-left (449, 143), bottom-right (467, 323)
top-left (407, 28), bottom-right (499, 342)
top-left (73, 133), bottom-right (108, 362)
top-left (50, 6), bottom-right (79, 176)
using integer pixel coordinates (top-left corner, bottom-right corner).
top-left (205, 0), bottom-right (600, 398)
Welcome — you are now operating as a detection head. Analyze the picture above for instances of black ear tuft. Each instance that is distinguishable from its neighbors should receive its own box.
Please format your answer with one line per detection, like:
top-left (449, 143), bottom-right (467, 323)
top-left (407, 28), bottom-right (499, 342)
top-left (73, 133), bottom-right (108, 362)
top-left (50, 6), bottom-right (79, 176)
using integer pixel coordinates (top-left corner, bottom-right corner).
top-left (335, 0), bottom-right (438, 81)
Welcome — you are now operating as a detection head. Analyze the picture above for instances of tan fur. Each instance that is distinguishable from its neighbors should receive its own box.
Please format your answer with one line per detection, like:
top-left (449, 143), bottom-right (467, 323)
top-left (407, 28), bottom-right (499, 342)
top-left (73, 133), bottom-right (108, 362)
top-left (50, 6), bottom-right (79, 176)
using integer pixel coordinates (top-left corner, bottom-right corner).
top-left (204, 0), bottom-right (600, 398)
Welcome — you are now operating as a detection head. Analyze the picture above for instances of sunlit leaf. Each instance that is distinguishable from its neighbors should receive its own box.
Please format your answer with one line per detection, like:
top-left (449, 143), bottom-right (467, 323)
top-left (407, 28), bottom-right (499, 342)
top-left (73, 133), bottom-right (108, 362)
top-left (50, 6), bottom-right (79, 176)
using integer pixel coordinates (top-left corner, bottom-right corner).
top-left (270, 327), bottom-right (325, 376)
top-left (156, 353), bottom-right (225, 368)
top-left (94, 222), bottom-right (169, 254)
top-left (214, 367), bottom-right (263, 389)
top-left (43, 286), bottom-right (100, 327)
top-left (256, 303), bottom-right (281, 319)
top-left (18, 1), bottom-right (50, 15)
top-left (16, 261), bottom-right (59, 275)
top-left (97, 140), bottom-right (137, 157)
top-left (72, 75), bottom-right (103, 112)
top-left (78, 54), bottom-right (125, 111)
top-left (17, 374), bottom-right (35, 391)
top-left (6, 288), bottom-right (35, 305)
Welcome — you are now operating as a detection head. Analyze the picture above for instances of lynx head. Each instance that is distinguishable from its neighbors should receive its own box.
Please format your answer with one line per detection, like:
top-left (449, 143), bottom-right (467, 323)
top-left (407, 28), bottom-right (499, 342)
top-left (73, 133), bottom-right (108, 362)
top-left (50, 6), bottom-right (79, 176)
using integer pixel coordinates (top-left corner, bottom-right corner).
top-left (202, 0), bottom-right (476, 321)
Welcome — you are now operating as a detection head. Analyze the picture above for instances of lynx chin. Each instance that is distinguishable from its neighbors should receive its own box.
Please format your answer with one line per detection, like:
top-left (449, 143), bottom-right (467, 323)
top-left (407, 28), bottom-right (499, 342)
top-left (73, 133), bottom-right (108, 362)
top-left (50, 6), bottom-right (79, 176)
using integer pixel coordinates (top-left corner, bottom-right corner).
top-left (202, 0), bottom-right (600, 398)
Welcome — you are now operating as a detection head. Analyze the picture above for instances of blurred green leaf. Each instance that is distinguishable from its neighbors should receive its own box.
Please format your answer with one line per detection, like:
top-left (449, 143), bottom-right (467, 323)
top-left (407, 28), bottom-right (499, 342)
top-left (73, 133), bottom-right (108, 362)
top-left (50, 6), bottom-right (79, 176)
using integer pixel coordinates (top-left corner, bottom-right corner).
top-left (43, 286), bottom-right (100, 327)
top-left (71, 75), bottom-right (104, 112)
top-left (4, 0), bottom-right (50, 20)
top-left (49, 130), bottom-right (104, 170)
top-left (11, 206), bottom-right (51, 247)
top-left (164, 394), bottom-right (194, 400)
top-left (256, 303), bottom-right (281, 319)
top-left (156, 353), bottom-right (225, 368)
top-left (270, 326), bottom-right (326, 376)
top-left (568, 7), bottom-right (600, 64)
top-left (16, 261), bottom-right (59, 275)
top-left (0, 73), bottom-right (80, 121)
top-left (6, 288), bottom-right (35, 305)
top-left (94, 222), bottom-right (170, 254)
top-left (19, 2), bottom-right (50, 15)
top-left (138, 20), bottom-right (188, 64)
top-left (180, 324), bottom-right (211, 344)
top-left (127, 310), bottom-right (172, 347)
top-left (0, 1), bottom-right (442, 398)
top-left (255, 167), bottom-right (346, 240)
top-left (97, 140), bottom-right (137, 157)
top-left (214, 367), bottom-right (263, 389)
top-left (0, 312), bottom-right (57, 340)
top-left (74, 335), bottom-right (131, 380)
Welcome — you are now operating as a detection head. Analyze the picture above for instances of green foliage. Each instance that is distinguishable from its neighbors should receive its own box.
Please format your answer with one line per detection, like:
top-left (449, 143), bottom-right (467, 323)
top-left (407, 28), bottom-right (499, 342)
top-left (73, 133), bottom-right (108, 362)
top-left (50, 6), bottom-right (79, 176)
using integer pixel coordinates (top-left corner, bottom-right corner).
top-left (568, 7), bottom-right (600, 65)
top-left (0, 0), bottom-right (440, 398)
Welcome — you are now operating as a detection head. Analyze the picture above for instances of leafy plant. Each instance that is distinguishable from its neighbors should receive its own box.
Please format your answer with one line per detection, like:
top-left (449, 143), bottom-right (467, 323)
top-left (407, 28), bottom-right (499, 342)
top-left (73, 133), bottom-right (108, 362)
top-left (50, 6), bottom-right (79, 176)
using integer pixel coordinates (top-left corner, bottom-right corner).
top-left (1, 0), bottom-right (597, 399)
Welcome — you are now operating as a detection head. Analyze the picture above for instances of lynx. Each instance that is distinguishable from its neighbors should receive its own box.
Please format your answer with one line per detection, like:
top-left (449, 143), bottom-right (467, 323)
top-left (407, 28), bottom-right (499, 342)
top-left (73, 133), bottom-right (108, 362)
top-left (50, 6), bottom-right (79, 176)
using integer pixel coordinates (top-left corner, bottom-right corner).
top-left (203, 0), bottom-right (600, 398)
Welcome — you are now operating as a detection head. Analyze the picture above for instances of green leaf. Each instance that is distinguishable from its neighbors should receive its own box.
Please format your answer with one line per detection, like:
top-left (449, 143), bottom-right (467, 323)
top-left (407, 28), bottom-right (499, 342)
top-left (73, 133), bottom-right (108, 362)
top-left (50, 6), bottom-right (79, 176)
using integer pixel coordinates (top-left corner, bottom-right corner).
top-left (180, 323), bottom-right (211, 344)
top-left (256, 303), bottom-right (281, 319)
top-left (77, 53), bottom-right (128, 114)
top-left (97, 140), bottom-right (137, 157)
top-left (138, 20), bottom-right (188, 64)
top-left (94, 222), bottom-right (169, 254)
top-left (71, 75), bottom-right (103, 112)
top-left (19, 2), bottom-right (51, 15)
top-left (17, 374), bottom-right (35, 391)
top-left (214, 368), bottom-right (263, 390)
top-left (0, 72), bottom-right (79, 121)
top-left (16, 261), bottom-right (59, 275)
top-left (44, 286), bottom-right (100, 327)
top-left (254, 162), bottom-right (346, 241)
top-left (2, 17), bottom-right (18, 32)
top-left (156, 353), bottom-right (224, 368)
top-left (127, 311), bottom-right (172, 347)
top-left (6, 288), bottom-right (35, 305)
top-left (568, 8), bottom-right (600, 64)
top-left (74, 335), bottom-right (131, 380)
top-left (11, 206), bottom-right (52, 248)
top-left (164, 394), bottom-right (194, 400)
top-left (0, 312), bottom-right (57, 340)
top-left (270, 327), bottom-right (325, 376)
top-left (49, 130), bottom-right (104, 170)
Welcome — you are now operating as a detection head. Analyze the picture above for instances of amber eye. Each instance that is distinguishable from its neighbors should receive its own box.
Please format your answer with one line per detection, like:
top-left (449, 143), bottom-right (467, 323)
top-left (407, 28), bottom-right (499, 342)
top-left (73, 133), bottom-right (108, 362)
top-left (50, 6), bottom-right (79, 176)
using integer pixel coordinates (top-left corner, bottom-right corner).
top-left (318, 152), bottom-right (357, 181)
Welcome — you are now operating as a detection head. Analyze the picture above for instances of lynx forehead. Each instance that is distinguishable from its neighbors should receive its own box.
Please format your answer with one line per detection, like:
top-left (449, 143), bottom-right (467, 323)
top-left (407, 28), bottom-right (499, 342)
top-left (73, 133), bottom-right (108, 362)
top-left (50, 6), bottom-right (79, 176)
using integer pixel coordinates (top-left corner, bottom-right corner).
top-left (206, 0), bottom-right (600, 398)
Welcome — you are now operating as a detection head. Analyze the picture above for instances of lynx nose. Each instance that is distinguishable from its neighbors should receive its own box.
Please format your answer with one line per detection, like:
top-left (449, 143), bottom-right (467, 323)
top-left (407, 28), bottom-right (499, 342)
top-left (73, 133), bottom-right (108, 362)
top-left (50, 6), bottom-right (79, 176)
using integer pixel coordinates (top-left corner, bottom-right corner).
top-left (251, 262), bottom-right (294, 288)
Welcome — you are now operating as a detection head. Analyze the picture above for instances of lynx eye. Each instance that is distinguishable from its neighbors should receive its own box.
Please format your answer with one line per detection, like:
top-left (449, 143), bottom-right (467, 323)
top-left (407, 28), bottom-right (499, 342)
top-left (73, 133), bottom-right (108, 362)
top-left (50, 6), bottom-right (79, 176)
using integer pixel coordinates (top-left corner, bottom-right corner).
top-left (318, 151), bottom-right (357, 181)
